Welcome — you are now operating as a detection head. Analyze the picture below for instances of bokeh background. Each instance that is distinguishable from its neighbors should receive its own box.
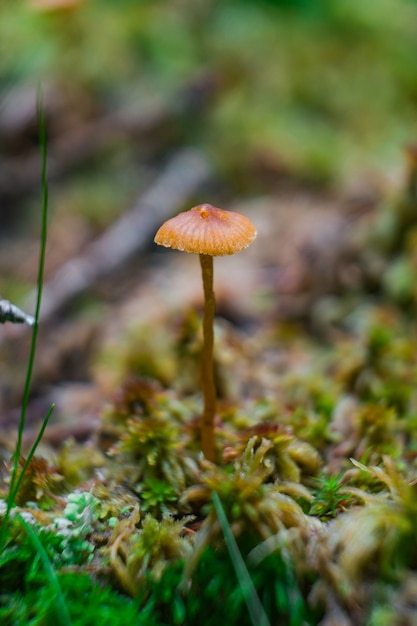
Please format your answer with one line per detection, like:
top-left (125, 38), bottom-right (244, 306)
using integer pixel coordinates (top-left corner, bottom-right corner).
top-left (1, 0), bottom-right (417, 426)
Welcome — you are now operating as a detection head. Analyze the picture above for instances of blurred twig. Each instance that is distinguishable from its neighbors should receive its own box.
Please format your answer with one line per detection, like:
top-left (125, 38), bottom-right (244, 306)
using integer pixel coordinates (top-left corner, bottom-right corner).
top-left (30, 148), bottom-right (212, 321)
top-left (0, 299), bottom-right (35, 326)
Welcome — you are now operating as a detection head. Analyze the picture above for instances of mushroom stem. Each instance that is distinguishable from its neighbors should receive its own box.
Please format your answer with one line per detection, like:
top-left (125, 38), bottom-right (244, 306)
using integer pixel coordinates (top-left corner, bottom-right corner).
top-left (199, 253), bottom-right (216, 462)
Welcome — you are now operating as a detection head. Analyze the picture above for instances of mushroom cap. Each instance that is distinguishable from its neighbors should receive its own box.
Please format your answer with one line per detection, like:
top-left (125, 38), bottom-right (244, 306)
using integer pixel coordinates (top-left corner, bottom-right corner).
top-left (28, 0), bottom-right (82, 11)
top-left (154, 203), bottom-right (257, 256)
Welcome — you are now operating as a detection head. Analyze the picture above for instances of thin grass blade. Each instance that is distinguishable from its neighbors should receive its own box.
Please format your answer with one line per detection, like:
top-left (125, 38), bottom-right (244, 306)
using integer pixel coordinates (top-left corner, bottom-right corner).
top-left (212, 491), bottom-right (271, 626)
top-left (18, 514), bottom-right (73, 626)
top-left (0, 91), bottom-right (50, 552)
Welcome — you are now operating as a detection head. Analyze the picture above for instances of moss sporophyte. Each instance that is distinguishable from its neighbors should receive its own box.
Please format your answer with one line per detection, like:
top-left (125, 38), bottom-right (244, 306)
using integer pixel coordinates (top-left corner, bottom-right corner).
top-left (154, 203), bottom-right (257, 462)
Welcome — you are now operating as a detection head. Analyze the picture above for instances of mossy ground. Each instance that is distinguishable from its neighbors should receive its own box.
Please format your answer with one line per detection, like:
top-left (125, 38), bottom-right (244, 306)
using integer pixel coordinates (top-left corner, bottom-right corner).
top-left (2, 2), bottom-right (417, 624)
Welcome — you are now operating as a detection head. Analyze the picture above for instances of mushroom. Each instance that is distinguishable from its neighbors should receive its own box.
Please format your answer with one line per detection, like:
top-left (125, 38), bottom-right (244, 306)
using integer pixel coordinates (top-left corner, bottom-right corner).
top-left (27, 0), bottom-right (83, 12)
top-left (154, 203), bottom-right (257, 462)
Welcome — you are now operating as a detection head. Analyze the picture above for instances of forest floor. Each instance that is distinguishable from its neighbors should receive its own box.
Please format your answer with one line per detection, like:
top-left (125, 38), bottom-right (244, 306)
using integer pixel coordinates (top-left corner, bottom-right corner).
top-left (2, 2), bottom-right (417, 624)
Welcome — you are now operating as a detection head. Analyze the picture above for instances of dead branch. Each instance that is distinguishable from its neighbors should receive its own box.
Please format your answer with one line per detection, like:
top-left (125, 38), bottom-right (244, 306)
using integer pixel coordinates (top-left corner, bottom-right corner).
top-left (27, 148), bottom-right (212, 321)
top-left (0, 298), bottom-right (35, 326)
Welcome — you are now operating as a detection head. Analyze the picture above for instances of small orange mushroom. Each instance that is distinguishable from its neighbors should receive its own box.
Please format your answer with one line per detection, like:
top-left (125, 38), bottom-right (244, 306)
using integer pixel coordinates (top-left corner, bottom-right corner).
top-left (27, 0), bottom-right (82, 12)
top-left (155, 203), bottom-right (256, 462)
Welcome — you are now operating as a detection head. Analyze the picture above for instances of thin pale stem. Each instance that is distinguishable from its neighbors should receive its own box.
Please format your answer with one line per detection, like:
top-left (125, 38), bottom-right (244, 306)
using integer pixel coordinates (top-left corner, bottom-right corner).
top-left (199, 253), bottom-right (216, 462)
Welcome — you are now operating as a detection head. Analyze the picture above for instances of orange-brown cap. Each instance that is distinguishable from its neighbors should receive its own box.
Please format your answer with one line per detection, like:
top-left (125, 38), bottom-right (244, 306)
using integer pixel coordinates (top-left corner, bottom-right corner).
top-left (28, 0), bottom-right (82, 11)
top-left (154, 203), bottom-right (257, 256)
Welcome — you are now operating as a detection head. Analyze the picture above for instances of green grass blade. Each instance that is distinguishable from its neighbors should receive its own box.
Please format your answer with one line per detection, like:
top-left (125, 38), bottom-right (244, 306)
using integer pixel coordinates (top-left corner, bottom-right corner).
top-left (10, 90), bottom-right (49, 479)
top-left (9, 403), bottom-right (55, 506)
top-left (18, 514), bottom-right (73, 626)
top-left (212, 491), bottom-right (271, 626)
top-left (0, 91), bottom-right (50, 552)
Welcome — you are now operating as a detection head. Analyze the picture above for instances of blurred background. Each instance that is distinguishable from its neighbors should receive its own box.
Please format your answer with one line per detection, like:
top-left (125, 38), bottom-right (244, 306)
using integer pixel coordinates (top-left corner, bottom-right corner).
top-left (1, 0), bottom-right (417, 434)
